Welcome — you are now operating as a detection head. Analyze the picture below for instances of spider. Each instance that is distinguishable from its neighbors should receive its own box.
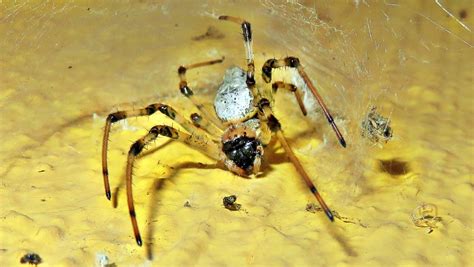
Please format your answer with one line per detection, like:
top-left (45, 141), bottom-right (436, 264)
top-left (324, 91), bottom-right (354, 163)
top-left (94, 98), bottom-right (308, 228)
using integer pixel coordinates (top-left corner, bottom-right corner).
top-left (101, 15), bottom-right (346, 247)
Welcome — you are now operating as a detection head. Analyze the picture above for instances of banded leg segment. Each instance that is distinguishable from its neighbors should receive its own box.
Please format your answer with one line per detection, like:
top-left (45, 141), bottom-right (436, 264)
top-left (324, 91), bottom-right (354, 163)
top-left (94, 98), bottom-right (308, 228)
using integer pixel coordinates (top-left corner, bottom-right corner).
top-left (272, 81), bottom-right (308, 116)
top-left (126, 125), bottom-right (221, 246)
top-left (257, 98), bottom-right (334, 222)
top-left (102, 103), bottom-right (214, 200)
top-left (262, 57), bottom-right (347, 148)
top-left (178, 57), bottom-right (225, 127)
top-left (218, 15), bottom-right (256, 90)
top-left (276, 130), bottom-right (334, 221)
top-left (190, 112), bottom-right (223, 137)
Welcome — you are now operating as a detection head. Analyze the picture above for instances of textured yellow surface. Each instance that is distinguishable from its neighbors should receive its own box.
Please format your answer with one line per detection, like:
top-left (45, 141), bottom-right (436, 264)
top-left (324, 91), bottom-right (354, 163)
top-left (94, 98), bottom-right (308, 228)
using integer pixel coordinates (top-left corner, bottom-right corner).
top-left (1, 1), bottom-right (473, 266)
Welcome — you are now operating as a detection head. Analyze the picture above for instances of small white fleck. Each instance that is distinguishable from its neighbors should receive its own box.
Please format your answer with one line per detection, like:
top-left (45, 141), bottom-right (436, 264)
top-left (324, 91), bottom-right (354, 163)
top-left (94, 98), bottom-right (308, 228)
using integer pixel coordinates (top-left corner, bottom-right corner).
top-left (95, 253), bottom-right (109, 267)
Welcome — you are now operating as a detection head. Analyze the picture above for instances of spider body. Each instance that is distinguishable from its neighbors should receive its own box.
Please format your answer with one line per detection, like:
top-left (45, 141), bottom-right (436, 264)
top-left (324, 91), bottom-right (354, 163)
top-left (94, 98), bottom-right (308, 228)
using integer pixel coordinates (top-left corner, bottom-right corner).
top-left (101, 15), bottom-right (347, 247)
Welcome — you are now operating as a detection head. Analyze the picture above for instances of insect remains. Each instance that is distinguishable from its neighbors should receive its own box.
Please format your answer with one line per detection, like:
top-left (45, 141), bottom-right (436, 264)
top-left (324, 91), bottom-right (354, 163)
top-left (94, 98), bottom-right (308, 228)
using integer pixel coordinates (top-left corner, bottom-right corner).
top-left (20, 253), bottom-right (42, 266)
top-left (411, 203), bottom-right (442, 234)
top-left (361, 106), bottom-right (393, 145)
top-left (101, 15), bottom-right (347, 247)
top-left (223, 195), bottom-right (241, 211)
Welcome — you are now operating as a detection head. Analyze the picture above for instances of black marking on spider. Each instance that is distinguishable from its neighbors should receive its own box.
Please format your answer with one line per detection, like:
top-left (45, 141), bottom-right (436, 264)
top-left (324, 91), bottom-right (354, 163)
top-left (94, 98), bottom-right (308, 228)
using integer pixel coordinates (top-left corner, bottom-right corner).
top-left (107, 113), bottom-right (123, 123)
top-left (241, 22), bottom-right (252, 42)
top-left (267, 115), bottom-right (281, 132)
top-left (285, 56), bottom-right (300, 67)
top-left (222, 136), bottom-right (261, 172)
top-left (157, 104), bottom-right (176, 119)
top-left (177, 66), bottom-right (186, 75)
top-left (130, 141), bottom-right (144, 156)
top-left (20, 253), bottom-right (42, 265)
top-left (257, 98), bottom-right (271, 110)
top-left (190, 113), bottom-right (202, 126)
top-left (180, 85), bottom-right (194, 97)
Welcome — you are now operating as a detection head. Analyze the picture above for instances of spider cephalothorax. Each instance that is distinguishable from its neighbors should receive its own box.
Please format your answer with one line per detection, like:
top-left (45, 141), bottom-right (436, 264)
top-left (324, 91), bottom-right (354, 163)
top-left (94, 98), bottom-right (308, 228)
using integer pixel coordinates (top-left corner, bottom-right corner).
top-left (102, 15), bottom-right (346, 248)
top-left (221, 119), bottom-right (263, 176)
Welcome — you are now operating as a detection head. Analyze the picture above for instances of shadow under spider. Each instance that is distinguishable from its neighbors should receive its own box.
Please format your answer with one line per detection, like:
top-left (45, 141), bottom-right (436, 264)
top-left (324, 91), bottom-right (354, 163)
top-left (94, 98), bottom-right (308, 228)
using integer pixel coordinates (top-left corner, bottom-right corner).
top-left (113, 128), bottom-right (330, 259)
top-left (144, 161), bottom-right (221, 260)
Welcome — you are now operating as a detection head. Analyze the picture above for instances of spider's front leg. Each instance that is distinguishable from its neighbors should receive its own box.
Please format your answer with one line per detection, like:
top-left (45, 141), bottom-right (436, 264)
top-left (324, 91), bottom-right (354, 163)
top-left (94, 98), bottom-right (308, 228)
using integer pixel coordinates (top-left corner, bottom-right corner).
top-left (102, 103), bottom-right (214, 200)
top-left (126, 125), bottom-right (221, 246)
top-left (257, 99), bottom-right (335, 221)
top-left (218, 16), bottom-right (257, 91)
top-left (262, 57), bottom-right (347, 148)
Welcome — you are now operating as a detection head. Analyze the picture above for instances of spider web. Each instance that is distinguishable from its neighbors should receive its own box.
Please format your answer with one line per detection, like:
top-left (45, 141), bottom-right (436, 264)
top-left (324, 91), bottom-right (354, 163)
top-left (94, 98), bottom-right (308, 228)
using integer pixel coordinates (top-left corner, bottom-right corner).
top-left (256, 0), bottom-right (473, 202)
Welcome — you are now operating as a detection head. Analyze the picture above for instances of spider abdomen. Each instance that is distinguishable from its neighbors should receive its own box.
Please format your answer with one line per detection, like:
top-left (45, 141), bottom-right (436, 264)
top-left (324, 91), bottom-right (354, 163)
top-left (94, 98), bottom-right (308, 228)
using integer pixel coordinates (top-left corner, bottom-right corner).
top-left (214, 66), bottom-right (254, 122)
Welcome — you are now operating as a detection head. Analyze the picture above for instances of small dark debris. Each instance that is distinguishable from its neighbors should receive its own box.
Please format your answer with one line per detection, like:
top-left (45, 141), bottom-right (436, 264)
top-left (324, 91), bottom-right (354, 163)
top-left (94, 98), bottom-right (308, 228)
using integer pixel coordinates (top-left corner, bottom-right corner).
top-left (379, 158), bottom-right (410, 176)
top-left (38, 170), bottom-right (45, 173)
top-left (223, 195), bottom-right (241, 211)
top-left (87, 7), bottom-right (90, 11)
top-left (174, 23), bottom-right (179, 27)
top-left (306, 204), bottom-right (368, 228)
top-left (41, 199), bottom-right (46, 202)
top-left (68, 66), bottom-right (72, 69)
top-left (305, 203), bottom-right (322, 213)
top-left (20, 253), bottom-right (42, 265)
top-left (184, 201), bottom-right (192, 208)
top-left (192, 26), bottom-right (225, 41)
top-left (459, 9), bottom-right (467, 19)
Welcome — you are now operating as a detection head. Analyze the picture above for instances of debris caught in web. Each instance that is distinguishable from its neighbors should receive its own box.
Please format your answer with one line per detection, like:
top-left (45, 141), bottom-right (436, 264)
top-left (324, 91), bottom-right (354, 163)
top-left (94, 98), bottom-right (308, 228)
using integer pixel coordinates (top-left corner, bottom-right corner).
top-left (361, 106), bottom-right (393, 146)
top-left (411, 203), bottom-right (442, 234)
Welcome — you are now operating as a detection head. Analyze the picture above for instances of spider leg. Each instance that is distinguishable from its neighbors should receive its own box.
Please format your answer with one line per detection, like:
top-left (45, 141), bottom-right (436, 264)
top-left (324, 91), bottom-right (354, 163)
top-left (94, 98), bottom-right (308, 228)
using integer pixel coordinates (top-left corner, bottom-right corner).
top-left (272, 81), bottom-right (308, 116)
top-left (178, 57), bottom-right (226, 128)
top-left (102, 103), bottom-right (215, 200)
top-left (190, 112), bottom-right (223, 137)
top-left (126, 125), bottom-right (222, 246)
top-left (257, 98), bottom-right (334, 222)
top-left (262, 57), bottom-right (347, 147)
top-left (218, 16), bottom-right (256, 90)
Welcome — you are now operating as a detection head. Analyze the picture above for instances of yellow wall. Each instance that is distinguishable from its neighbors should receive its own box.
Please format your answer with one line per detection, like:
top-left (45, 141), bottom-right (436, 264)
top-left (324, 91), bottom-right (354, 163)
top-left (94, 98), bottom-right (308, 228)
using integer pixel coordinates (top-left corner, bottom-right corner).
top-left (1, 1), bottom-right (472, 266)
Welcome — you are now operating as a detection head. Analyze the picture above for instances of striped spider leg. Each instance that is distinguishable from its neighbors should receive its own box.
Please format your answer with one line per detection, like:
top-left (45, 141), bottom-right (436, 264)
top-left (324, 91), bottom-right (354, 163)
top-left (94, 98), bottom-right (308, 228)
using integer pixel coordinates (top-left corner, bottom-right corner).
top-left (256, 98), bottom-right (335, 221)
top-left (220, 15), bottom-right (339, 222)
top-left (102, 103), bottom-right (222, 246)
top-left (262, 57), bottom-right (347, 148)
